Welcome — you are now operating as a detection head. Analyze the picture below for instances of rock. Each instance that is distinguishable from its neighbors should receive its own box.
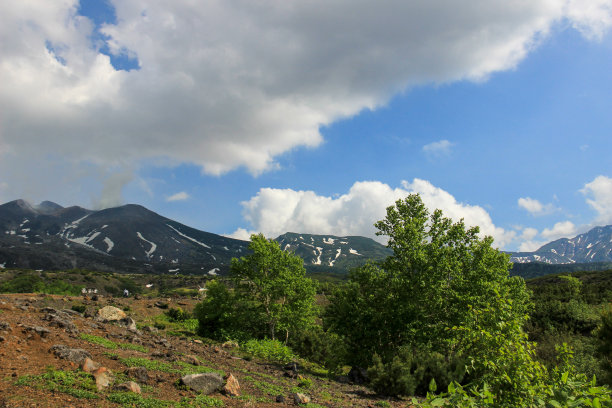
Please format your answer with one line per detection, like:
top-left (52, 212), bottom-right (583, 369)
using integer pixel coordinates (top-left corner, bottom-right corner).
top-left (115, 381), bottom-right (141, 394)
top-left (93, 367), bottom-right (112, 390)
top-left (222, 373), bottom-right (240, 396)
top-left (22, 325), bottom-right (51, 338)
top-left (293, 393), bottom-right (311, 404)
top-left (118, 317), bottom-right (138, 331)
top-left (125, 367), bottom-right (149, 384)
top-left (154, 301), bottom-right (168, 309)
top-left (0, 336), bottom-right (5, 342)
top-left (50, 344), bottom-right (92, 365)
top-left (193, 339), bottom-right (203, 344)
top-left (43, 313), bottom-right (78, 334)
top-left (181, 373), bottom-right (224, 394)
top-left (182, 355), bottom-right (200, 366)
top-left (221, 340), bottom-right (239, 349)
top-left (0, 322), bottom-right (11, 331)
top-left (348, 366), bottom-right (369, 385)
top-left (275, 395), bottom-right (285, 403)
top-left (81, 357), bottom-right (100, 373)
top-left (141, 326), bottom-right (159, 333)
top-left (97, 306), bottom-right (127, 321)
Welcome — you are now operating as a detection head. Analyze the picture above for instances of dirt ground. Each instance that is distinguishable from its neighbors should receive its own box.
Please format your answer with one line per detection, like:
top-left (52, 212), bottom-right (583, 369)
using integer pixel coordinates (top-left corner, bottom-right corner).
top-left (0, 293), bottom-right (409, 408)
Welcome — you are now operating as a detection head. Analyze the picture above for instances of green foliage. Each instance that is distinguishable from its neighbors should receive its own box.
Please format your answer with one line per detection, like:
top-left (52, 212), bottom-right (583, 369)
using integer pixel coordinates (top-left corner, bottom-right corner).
top-left (71, 304), bottom-right (87, 313)
top-left (230, 233), bottom-right (318, 342)
top-left (325, 194), bottom-right (531, 368)
top-left (178, 394), bottom-right (224, 407)
top-left (368, 348), bottom-right (466, 397)
top-left (165, 307), bottom-right (192, 322)
top-left (242, 338), bottom-right (296, 364)
top-left (597, 305), bottom-right (612, 384)
top-left (195, 234), bottom-right (317, 343)
top-left (0, 271), bottom-right (83, 295)
top-left (79, 333), bottom-right (149, 353)
top-left (15, 366), bottom-right (98, 400)
top-left (288, 324), bottom-right (347, 376)
top-left (106, 392), bottom-right (171, 408)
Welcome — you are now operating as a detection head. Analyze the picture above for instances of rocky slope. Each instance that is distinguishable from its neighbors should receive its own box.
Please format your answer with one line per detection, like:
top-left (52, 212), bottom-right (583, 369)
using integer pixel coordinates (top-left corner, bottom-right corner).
top-left (0, 293), bottom-right (405, 407)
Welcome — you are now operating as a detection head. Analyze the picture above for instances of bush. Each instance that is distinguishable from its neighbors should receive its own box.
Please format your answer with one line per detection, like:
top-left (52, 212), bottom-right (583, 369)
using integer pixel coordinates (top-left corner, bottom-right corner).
top-left (289, 325), bottom-right (347, 376)
top-left (242, 339), bottom-right (296, 364)
top-left (368, 348), bottom-right (466, 397)
top-left (165, 307), bottom-right (191, 322)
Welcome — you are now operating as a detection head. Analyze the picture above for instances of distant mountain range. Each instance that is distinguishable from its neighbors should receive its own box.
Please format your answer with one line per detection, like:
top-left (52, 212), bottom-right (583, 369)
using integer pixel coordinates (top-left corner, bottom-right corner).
top-left (1, 199), bottom-right (612, 278)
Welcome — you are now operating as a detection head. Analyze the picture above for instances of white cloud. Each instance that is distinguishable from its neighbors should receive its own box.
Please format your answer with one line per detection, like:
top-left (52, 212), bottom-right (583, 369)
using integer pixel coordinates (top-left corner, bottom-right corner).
top-left (517, 197), bottom-right (556, 216)
top-left (226, 227), bottom-right (256, 241)
top-left (541, 220), bottom-right (577, 240)
top-left (0, 0), bottom-right (611, 200)
top-left (581, 175), bottom-right (612, 225)
top-left (422, 140), bottom-right (454, 159)
top-left (166, 191), bottom-right (190, 202)
top-left (233, 178), bottom-right (515, 248)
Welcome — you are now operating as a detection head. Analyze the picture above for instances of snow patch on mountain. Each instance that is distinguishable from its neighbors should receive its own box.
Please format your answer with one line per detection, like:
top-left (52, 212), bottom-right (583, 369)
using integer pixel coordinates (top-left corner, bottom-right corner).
top-left (167, 224), bottom-right (211, 248)
top-left (349, 248), bottom-right (362, 256)
top-left (330, 248), bottom-right (342, 266)
top-left (136, 232), bottom-right (157, 258)
top-left (104, 237), bottom-right (114, 253)
top-left (323, 237), bottom-right (335, 245)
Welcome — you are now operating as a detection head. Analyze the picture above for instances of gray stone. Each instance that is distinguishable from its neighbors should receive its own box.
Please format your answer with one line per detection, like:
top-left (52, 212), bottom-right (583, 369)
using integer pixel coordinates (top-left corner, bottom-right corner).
top-left (181, 373), bottom-right (224, 394)
top-left (0, 321), bottom-right (11, 331)
top-left (22, 325), bottom-right (50, 338)
top-left (125, 367), bottom-right (149, 384)
top-left (50, 344), bottom-right (92, 365)
top-left (114, 381), bottom-right (141, 394)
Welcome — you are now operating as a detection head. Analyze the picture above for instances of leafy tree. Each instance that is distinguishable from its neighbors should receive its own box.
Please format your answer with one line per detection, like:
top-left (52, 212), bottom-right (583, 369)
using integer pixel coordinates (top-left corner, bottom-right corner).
top-left (195, 234), bottom-right (317, 343)
top-left (230, 233), bottom-right (317, 342)
top-left (326, 194), bottom-right (531, 367)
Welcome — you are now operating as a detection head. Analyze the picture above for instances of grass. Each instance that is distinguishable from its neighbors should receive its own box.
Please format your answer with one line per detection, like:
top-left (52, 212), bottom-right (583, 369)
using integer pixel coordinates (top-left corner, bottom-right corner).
top-left (118, 356), bottom-right (225, 377)
top-left (107, 392), bottom-right (171, 408)
top-left (14, 366), bottom-right (98, 400)
top-left (80, 333), bottom-right (149, 353)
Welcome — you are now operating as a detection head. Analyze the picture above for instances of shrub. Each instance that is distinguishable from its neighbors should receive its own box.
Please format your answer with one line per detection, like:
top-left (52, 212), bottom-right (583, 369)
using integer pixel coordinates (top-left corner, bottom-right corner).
top-left (165, 307), bottom-right (191, 322)
top-left (368, 348), bottom-right (466, 397)
top-left (242, 338), bottom-right (296, 364)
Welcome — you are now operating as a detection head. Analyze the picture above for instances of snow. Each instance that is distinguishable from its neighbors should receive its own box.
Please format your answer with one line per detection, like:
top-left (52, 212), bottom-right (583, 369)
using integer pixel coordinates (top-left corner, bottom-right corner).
top-left (339, 241), bottom-right (348, 245)
top-left (223, 246), bottom-right (229, 250)
top-left (68, 231), bottom-right (101, 248)
top-left (20, 219), bottom-right (29, 227)
top-left (145, 284), bottom-right (154, 288)
top-left (169, 268), bottom-right (180, 274)
top-left (587, 243), bottom-right (593, 249)
top-left (167, 224), bottom-right (211, 248)
top-left (329, 248), bottom-right (342, 267)
top-left (349, 248), bottom-right (362, 256)
top-left (136, 232), bottom-right (157, 258)
top-left (0, 263), bottom-right (5, 269)
top-left (312, 247), bottom-right (323, 265)
top-left (284, 244), bottom-right (291, 251)
top-left (208, 268), bottom-right (220, 276)
top-left (21, 228), bottom-right (30, 232)
top-left (8, 230), bottom-right (16, 235)
top-left (323, 237), bottom-right (335, 245)
top-left (103, 237), bottom-right (114, 253)
top-left (101, 225), bottom-right (108, 229)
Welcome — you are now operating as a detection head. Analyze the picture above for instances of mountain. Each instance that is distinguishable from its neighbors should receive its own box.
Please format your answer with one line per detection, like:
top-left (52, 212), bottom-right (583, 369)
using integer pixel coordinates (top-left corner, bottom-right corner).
top-left (276, 232), bottom-right (392, 270)
top-left (0, 200), bottom-right (389, 276)
top-left (0, 199), bottom-right (249, 275)
top-left (509, 225), bottom-right (612, 264)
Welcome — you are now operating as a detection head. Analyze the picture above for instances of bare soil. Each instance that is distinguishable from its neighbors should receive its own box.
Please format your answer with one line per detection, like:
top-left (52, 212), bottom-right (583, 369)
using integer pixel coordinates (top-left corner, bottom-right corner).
top-left (0, 293), bottom-right (410, 408)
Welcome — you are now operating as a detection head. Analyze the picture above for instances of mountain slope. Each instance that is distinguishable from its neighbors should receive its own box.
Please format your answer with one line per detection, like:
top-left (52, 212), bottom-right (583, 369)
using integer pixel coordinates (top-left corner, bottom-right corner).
top-left (509, 225), bottom-right (612, 264)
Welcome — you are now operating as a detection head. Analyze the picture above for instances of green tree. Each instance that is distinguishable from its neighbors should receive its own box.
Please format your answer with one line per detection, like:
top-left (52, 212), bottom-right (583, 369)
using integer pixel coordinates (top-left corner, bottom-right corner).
top-left (230, 234), bottom-right (317, 342)
top-left (326, 194), bottom-right (530, 366)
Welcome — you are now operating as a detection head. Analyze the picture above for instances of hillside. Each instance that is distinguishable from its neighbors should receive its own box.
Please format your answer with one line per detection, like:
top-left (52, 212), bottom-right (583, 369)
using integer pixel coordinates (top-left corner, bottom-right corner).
top-left (0, 292), bottom-right (403, 408)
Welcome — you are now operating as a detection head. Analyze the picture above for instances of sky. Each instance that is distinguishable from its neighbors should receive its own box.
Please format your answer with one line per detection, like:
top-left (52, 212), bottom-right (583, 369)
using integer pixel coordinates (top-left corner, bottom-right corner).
top-left (1, 1), bottom-right (612, 252)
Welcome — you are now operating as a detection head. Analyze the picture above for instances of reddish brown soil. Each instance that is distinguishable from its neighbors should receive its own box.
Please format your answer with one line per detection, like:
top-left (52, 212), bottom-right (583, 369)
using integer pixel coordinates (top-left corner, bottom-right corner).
top-left (0, 294), bottom-right (410, 408)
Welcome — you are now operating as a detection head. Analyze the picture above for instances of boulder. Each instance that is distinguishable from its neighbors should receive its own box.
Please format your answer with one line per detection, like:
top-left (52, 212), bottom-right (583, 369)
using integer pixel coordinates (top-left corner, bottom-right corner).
top-left (81, 357), bottom-right (100, 373)
top-left (115, 381), bottom-right (141, 394)
top-left (97, 306), bottom-right (127, 321)
top-left (50, 344), bottom-right (92, 365)
top-left (293, 393), bottom-right (311, 404)
top-left (125, 367), bottom-right (149, 384)
top-left (222, 373), bottom-right (240, 396)
top-left (93, 367), bottom-right (112, 391)
top-left (181, 373), bottom-right (224, 394)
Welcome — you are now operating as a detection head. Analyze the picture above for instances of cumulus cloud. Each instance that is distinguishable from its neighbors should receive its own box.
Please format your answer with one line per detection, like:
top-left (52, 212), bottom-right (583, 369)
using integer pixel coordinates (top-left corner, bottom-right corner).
top-left (0, 0), bottom-right (611, 201)
top-left (581, 175), bottom-right (612, 225)
top-left (232, 178), bottom-right (515, 248)
top-left (422, 140), bottom-right (454, 159)
top-left (166, 191), bottom-right (190, 202)
top-left (541, 220), bottom-right (577, 241)
top-left (518, 197), bottom-right (556, 216)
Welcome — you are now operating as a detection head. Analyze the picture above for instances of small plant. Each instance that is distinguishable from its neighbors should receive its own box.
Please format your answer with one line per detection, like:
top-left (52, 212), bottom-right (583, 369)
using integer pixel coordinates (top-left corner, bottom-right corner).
top-left (242, 338), bottom-right (296, 364)
top-left (178, 394), bottom-right (224, 407)
top-left (374, 401), bottom-right (392, 408)
top-left (298, 376), bottom-right (313, 389)
top-left (165, 307), bottom-right (192, 322)
top-left (71, 304), bottom-right (87, 313)
top-left (79, 333), bottom-right (148, 353)
top-left (107, 392), bottom-right (171, 408)
top-left (15, 366), bottom-right (98, 400)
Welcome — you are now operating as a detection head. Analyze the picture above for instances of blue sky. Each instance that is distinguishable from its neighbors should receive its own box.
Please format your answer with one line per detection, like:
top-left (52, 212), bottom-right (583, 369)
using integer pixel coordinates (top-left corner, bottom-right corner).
top-left (1, 1), bottom-right (611, 251)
